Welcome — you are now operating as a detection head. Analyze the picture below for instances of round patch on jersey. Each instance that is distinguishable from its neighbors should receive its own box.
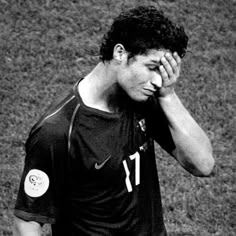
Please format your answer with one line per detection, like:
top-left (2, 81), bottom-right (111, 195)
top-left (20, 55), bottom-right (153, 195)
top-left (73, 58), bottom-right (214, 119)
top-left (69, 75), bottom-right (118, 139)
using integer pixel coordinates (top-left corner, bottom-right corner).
top-left (24, 169), bottom-right (49, 197)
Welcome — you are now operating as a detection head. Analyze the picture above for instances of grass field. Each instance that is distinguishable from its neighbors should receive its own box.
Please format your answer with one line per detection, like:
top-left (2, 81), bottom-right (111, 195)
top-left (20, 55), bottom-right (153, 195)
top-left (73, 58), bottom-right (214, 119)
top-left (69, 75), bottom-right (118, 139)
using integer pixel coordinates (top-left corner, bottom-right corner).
top-left (0, 0), bottom-right (235, 235)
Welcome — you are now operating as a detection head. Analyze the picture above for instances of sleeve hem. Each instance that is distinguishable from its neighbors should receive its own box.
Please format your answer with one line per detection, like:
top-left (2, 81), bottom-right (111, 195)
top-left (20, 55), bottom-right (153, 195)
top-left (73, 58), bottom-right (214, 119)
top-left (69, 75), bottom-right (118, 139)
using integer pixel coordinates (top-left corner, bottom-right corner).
top-left (14, 209), bottom-right (56, 224)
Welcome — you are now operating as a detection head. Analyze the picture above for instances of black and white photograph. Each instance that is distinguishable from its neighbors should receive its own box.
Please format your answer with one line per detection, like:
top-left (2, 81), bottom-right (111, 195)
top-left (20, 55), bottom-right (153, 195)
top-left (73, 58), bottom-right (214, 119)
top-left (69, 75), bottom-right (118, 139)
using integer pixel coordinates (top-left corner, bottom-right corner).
top-left (0, 0), bottom-right (235, 235)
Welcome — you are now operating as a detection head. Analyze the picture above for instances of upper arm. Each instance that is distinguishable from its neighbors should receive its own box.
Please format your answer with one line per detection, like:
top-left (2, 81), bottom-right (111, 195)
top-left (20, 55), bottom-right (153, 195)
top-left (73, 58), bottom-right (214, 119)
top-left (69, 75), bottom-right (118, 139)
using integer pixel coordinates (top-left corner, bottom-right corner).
top-left (13, 216), bottom-right (42, 236)
top-left (14, 123), bottom-right (67, 225)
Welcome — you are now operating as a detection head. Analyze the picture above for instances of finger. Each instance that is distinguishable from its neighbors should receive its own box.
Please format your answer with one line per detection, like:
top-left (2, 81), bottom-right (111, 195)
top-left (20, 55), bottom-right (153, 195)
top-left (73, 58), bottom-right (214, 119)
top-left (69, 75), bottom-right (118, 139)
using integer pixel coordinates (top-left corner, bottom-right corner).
top-left (165, 53), bottom-right (178, 74)
top-left (159, 65), bottom-right (169, 85)
top-left (173, 52), bottom-right (181, 65)
top-left (161, 55), bottom-right (174, 77)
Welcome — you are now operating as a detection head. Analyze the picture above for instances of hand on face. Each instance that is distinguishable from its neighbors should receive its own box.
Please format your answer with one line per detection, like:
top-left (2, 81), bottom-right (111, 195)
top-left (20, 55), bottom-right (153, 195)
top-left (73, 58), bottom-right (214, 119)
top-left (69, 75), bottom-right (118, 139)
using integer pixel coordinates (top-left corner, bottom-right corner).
top-left (158, 52), bottom-right (181, 97)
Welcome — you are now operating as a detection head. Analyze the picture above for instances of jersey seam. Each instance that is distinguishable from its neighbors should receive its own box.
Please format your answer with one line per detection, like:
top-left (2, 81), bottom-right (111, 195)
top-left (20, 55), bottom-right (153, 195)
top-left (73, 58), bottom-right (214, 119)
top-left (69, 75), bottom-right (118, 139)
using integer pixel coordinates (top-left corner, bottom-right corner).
top-left (68, 102), bottom-right (81, 153)
top-left (42, 95), bottom-right (75, 123)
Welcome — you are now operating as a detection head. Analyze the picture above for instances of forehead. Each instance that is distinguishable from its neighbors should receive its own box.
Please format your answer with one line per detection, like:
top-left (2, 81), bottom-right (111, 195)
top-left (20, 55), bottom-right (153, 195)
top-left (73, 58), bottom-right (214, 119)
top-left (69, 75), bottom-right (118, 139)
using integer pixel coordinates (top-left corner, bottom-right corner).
top-left (134, 49), bottom-right (170, 63)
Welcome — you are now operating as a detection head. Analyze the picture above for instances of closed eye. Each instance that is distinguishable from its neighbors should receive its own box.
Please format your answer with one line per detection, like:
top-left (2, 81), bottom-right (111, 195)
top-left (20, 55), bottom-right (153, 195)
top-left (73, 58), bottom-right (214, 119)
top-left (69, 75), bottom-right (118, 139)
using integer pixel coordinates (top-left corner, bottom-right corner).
top-left (146, 62), bottom-right (162, 72)
top-left (148, 66), bottom-right (160, 72)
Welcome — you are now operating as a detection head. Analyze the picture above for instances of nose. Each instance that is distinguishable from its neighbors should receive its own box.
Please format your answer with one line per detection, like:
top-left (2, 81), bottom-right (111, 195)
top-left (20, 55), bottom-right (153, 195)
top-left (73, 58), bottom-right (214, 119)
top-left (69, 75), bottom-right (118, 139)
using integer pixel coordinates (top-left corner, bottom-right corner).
top-left (151, 74), bottom-right (162, 89)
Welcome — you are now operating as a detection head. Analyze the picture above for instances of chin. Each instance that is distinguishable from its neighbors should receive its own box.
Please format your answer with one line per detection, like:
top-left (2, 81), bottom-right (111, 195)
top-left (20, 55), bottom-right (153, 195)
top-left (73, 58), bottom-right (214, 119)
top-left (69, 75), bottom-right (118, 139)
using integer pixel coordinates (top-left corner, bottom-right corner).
top-left (132, 95), bottom-right (150, 103)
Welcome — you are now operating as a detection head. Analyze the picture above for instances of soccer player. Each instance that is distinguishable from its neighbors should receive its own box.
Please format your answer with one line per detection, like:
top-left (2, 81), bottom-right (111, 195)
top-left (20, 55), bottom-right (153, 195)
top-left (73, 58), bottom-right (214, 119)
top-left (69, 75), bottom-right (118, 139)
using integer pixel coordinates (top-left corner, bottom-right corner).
top-left (13, 5), bottom-right (215, 236)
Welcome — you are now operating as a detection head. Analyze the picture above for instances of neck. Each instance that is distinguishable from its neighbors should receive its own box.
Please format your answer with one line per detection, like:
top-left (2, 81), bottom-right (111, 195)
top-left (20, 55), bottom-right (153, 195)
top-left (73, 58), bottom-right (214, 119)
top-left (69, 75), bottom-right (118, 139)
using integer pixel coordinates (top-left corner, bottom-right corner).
top-left (78, 61), bottom-right (128, 113)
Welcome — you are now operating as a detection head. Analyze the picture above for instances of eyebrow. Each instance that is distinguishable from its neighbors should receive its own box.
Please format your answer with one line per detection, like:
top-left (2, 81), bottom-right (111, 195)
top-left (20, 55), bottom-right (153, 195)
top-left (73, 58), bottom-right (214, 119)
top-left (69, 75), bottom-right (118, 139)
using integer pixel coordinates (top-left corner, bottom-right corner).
top-left (146, 60), bottom-right (161, 66)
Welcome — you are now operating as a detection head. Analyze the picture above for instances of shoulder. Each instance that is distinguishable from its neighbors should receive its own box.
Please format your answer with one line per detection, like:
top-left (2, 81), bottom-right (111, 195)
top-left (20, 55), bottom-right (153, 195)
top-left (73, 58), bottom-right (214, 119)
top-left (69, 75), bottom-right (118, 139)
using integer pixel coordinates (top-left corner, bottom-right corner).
top-left (26, 88), bottom-right (81, 153)
top-left (25, 121), bottom-right (66, 156)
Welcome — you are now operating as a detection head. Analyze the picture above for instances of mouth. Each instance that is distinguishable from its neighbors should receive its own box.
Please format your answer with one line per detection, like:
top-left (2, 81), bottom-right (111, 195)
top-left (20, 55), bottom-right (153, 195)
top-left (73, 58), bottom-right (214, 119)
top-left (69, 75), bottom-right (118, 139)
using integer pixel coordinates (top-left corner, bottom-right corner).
top-left (143, 89), bottom-right (156, 96)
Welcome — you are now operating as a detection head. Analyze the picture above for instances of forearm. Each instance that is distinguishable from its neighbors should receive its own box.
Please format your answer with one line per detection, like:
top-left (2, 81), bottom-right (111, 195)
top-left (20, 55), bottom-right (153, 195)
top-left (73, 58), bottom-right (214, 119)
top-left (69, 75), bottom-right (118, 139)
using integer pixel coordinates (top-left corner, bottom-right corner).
top-left (13, 217), bottom-right (42, 236)
top-left (158, 92), bottom-right (215, 176)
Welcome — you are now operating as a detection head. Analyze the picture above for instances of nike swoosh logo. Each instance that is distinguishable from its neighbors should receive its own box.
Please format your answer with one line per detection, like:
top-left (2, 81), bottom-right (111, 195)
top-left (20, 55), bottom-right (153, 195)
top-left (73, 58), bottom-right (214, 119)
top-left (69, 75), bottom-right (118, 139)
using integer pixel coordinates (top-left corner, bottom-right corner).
top-left (94, 156), bottom-right (111, 170)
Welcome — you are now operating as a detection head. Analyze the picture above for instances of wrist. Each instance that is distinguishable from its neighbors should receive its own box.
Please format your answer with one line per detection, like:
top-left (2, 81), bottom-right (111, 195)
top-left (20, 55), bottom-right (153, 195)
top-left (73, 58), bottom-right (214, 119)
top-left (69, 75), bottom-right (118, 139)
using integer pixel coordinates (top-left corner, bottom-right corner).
top-left (156, 85), bottom-right (176, 99)
top-left (157, 90), bottom-right (177, 103)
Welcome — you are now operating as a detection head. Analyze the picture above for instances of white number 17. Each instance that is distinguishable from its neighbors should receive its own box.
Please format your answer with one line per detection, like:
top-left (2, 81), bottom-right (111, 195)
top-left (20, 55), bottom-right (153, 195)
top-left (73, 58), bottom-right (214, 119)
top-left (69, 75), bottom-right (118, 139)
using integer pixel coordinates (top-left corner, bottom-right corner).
top-left (123, 152), bottom-right (140, 192)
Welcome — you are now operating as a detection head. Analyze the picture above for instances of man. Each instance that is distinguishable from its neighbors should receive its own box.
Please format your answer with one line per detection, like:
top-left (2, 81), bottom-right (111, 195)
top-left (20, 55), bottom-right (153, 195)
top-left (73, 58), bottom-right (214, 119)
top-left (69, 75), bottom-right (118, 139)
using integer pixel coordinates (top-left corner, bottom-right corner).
top-left (13, 5), bottom-right (215, 236)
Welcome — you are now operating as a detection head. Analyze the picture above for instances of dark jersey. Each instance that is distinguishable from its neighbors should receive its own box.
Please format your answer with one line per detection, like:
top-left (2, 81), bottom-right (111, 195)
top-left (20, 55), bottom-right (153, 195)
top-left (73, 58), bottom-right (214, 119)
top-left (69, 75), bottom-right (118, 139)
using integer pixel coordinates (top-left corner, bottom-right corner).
top-left (14, 79), bottom-right (175, 235)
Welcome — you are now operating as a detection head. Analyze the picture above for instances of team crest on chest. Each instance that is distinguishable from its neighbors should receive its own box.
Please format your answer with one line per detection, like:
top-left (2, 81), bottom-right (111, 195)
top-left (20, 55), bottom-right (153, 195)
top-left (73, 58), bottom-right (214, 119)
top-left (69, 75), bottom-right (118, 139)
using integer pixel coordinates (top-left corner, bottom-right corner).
top-left (138, 118), bottom-right (146, 133)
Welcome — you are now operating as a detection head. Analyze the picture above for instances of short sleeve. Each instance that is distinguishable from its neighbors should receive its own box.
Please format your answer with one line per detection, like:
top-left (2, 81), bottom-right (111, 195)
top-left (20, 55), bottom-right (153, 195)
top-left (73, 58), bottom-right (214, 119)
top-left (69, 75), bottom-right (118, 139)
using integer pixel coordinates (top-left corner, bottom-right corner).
top-left (145, 97), bottom-right (176, 155)
top-left (14, 123), bottom-right (68, 224)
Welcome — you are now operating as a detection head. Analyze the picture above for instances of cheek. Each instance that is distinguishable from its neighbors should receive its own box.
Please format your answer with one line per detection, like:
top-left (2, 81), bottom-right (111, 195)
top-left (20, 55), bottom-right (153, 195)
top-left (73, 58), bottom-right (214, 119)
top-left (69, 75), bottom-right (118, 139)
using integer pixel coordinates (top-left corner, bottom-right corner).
top-left (121, 71), bottom-right (138, 88)
top-left (119, 66), bottom-right (149, 92)
top-left (130, 68), bottom-right (149, 84)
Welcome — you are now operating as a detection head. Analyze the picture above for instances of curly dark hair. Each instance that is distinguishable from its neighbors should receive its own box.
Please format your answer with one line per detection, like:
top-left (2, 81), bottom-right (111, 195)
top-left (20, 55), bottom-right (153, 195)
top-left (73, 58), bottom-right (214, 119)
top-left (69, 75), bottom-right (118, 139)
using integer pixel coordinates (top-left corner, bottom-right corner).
top-left (100, 6), bottom-right (188, 61)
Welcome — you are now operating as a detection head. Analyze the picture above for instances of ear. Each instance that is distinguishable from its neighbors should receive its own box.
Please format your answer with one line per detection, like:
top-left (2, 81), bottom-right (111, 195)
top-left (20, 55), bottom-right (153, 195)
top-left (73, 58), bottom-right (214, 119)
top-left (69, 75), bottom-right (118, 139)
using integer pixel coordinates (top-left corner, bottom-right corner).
top-left (113, 44), bottom-right (127, 63)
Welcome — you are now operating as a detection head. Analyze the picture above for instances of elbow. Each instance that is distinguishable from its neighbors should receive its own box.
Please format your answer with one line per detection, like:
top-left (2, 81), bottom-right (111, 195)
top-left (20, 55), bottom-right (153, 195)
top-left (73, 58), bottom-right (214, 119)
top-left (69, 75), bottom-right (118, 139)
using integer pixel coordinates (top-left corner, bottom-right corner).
top-left (202, 156), bottom-right (215, 177)
top-left (193, 154), bottom-right (215, 177)
top-left (175, 146), bottom-right (215, 177)
top-left (197, 138), bottom-right (215, 177)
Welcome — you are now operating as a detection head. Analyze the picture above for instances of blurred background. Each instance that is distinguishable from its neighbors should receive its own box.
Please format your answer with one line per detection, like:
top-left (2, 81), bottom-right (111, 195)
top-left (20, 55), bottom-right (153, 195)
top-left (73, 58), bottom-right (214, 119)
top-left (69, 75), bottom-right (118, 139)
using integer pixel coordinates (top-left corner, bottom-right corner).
top-left (0, 0), bottom-right (235, 235)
